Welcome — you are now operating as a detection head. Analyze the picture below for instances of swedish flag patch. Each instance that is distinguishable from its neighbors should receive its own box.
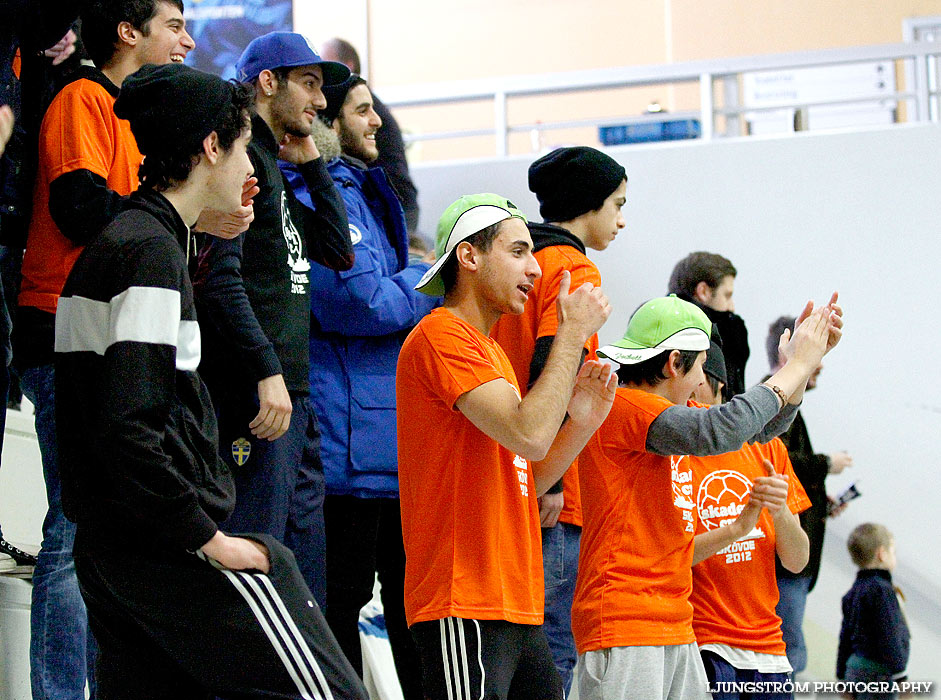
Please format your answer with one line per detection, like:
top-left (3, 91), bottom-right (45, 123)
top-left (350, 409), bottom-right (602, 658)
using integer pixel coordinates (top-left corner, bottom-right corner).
top-left (231, 437), bottom-right (251, 466)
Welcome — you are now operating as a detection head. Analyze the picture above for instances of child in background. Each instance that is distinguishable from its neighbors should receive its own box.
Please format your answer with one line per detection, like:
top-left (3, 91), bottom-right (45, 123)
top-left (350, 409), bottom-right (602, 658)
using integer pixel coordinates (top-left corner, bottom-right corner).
top-left (837, 524), bottom-right (910, 700)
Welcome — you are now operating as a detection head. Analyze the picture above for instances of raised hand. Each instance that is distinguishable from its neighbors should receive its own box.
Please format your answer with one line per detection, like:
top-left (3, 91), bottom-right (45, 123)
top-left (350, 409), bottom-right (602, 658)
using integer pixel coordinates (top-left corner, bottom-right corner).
top-left (822, 291), bottom-right (843, 355)
top-left (241, 175), bottom-right (260, 206)
top-left (196, 176), bottom-right (259, 239)
top-left (44, 29), bottom-right (77, 66)
top-left (779, 304), bottom-right (829, 370)
top-left (566, 360), bottom-right (617, 430)
top-left (750, 459), bottom-right (790, 516)
top-left (779, 293), bottom-right (843, 362)
top-left (555, 269), bottom-right (612, 341)
top-left (279, 133), bottom-right (320, 164)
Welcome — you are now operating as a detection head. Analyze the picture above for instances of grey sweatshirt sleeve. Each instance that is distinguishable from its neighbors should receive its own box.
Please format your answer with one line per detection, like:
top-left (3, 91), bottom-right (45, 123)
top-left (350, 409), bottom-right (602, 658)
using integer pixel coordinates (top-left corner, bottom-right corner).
top-left (645, 384), bottom-right (794, 456)
top-left (754, 401), bottom-right (799, 442)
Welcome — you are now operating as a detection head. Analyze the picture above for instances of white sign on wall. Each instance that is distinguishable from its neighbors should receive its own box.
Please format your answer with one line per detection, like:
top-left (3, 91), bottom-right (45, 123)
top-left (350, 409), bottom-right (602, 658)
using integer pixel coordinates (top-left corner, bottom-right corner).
top-left (743, 62), bottom-right (896, 135)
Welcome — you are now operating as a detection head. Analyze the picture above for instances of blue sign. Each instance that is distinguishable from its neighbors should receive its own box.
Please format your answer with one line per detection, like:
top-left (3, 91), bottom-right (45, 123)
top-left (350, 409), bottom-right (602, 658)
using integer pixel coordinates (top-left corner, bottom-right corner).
top-left (184, 0), bottom-right (293, 79)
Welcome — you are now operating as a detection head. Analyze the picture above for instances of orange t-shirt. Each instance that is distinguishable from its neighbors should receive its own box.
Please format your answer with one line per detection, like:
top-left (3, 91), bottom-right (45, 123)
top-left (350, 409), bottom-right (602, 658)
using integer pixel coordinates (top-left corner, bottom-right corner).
top-left (20, 75), bottom-right (142, 314)
top-left (491, 240), bottom-right (601, 527)
top-left (689, 438), bottom-right (811, 655)
top-left (573, 388), bottom-right (700, 653)
top-left (396, 307), bottom-right (543, 626)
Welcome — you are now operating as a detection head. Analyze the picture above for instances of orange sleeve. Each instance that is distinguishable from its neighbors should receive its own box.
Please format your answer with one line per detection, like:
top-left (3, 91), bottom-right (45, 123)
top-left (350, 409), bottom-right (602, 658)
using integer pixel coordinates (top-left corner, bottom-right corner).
top-left (42, 83), bottom-right (117, 182)
top-left (535, 249), bottom-right (603, 344)
top-left (607, 389), bottom-right (673, 452)
top-left (414, 322), bottom-right (513, 409)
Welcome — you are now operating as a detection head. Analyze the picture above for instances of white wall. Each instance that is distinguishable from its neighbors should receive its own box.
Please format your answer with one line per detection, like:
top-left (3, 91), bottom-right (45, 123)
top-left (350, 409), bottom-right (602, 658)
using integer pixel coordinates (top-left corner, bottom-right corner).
top-left (411, 124), bottom-right (941, 679)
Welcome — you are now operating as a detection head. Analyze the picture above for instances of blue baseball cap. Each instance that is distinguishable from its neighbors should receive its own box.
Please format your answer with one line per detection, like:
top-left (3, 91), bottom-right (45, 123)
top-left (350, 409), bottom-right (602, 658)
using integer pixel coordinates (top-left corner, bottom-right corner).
top-left (236, 32), bottom-right (350, 85)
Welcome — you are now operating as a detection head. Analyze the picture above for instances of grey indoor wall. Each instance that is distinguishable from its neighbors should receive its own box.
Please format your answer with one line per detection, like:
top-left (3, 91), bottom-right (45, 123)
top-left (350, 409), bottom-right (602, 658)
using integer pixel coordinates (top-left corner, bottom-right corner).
top-left (411, 124), bottom-right (941, 594)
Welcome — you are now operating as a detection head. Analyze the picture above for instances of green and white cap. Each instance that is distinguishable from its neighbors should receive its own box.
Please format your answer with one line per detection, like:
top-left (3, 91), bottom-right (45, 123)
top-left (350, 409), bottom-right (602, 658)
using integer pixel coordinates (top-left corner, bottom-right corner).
top-left (414, 193), bottom-right (527, 296)
top-left (598, 295), bottom-right (712, 365)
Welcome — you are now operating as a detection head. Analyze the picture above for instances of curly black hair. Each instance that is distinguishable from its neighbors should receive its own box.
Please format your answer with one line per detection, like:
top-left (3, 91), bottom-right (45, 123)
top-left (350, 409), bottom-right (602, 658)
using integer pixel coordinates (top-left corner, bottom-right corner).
top-left (138, 81), bottom-right (253, 191)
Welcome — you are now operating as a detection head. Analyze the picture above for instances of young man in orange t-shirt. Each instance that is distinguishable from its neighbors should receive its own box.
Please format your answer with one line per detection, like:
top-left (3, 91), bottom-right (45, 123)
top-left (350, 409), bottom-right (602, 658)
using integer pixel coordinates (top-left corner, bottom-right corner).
top-left (490, 146), bottom-right (626, 694)
top-left (574, 294), bottom-right (843, 700)
top-left (397, 193), bottom-right (617, 700)
top-left (688, 340), bottom-right (811, 699)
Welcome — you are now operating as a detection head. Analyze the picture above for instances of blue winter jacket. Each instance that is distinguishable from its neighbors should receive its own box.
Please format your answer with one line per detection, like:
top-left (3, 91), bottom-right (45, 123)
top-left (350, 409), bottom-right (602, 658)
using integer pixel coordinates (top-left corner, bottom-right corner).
top-left (282, 156), bottom-right (439, 497)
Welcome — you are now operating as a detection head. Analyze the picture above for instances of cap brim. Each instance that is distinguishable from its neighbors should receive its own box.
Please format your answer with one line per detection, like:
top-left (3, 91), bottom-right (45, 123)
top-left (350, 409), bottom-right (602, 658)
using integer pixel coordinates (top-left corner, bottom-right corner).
top-left (596, 345), bottom-right (666, 365)
top-left (268, 59), bottom-right (350, 86)
top-left (414, 252), bottom-right (451, 296)
top-left (416, 204), bottom-right (518, 297)
top-left (598, 327), bottom-right (710, 365)
top-left (319, 61), bottom-right (351, 86)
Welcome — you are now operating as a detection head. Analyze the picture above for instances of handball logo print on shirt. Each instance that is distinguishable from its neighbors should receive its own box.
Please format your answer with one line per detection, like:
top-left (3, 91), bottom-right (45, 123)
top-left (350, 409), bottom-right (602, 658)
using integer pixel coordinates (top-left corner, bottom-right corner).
top-left (671, 455), bottom-right (696, 532)
top-left (697, 469), bottom-right (764, 542)
top-left (280, 192), bottom-right (310, 294)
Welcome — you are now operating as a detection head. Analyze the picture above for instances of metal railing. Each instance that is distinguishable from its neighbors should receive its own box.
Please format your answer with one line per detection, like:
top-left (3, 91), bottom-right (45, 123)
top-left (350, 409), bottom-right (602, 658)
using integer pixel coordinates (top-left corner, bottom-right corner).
top-left (379, 41), bottom-right (941, 156)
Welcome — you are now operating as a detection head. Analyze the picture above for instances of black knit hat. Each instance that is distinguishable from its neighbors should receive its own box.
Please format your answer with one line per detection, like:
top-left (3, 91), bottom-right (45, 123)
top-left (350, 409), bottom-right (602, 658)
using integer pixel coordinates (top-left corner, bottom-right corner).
top-left (319, 74), bottom-right (363, 125)
top-left (528, 146), bottom-right (626, 222)
top-left (704, 330), bottom-right (728, 385)
top-left (115, 63), bottom-right (235, 157)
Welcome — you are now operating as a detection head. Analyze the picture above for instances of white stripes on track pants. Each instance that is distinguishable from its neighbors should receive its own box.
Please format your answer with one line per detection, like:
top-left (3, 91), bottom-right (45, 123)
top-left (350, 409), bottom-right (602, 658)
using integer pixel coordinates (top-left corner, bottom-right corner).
top-left (438, 617), bottom-right (486, 700)
top-left (199, 552), bottom-right (334, 700)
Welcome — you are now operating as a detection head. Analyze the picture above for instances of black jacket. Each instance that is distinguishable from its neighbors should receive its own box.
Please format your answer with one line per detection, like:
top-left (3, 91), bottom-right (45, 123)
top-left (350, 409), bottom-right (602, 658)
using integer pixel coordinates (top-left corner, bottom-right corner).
top-left (775, 409), bottom-right (830, 589)
top-left (679, 294), bottom-right (750, 398)
top-left (195, 113), bottom-right (353, 401)
top-left (0, 0), bottom-right (80, 246)
top-left (55, 189), bottom-right (234, 551)
top-left (837, 569), bottom-right (910, 680)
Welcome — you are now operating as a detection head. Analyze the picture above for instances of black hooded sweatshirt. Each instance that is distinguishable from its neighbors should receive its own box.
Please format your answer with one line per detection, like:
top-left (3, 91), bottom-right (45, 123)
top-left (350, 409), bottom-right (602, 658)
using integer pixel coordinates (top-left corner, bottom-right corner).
top-left (56, 189), bottom-right (234, 551)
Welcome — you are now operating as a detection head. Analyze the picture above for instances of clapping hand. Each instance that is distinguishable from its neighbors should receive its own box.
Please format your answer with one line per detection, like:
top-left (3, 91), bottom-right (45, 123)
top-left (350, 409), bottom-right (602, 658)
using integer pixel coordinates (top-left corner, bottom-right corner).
top-left (566, 360), bottom-right (617, 430)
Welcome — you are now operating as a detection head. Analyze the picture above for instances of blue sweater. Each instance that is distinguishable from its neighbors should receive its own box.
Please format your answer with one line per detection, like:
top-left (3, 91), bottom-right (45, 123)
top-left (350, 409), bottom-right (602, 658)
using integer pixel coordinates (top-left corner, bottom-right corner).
top-left (837, 569), bottom-right (910, 680)
top-left (282, 156), bottom-right (439, 498)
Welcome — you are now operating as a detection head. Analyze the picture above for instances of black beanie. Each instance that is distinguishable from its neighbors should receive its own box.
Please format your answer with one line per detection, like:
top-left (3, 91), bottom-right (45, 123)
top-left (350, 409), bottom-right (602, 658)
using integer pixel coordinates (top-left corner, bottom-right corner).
top-left (704, 330), bottom-right (728, 386)
top-left (115, 63), bottom-right (235, 158)
top-left (528, 146), bottom-right (626, 222)
top-left (320, 74), bottom-right (361, 125)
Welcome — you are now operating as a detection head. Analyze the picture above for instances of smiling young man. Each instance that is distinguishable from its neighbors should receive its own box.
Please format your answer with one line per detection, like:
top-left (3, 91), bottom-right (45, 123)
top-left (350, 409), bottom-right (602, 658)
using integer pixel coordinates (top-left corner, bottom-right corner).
top-left (54, 63), bottom-right (366, 700)
top-left (490, 146), bottom-right (627, 694)
top-left (195, 32), bottom-right (354, 608)
top-left (331, 75), bottom-right (381, 160)
top-left (282, 74), bottom-right (436, 698)
top-left (320, 38), bottom-right (420, 233)
top-left (396, 194), bottom-right (616, 700)
top-left (14, 3), bottom-right (195, 697)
